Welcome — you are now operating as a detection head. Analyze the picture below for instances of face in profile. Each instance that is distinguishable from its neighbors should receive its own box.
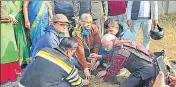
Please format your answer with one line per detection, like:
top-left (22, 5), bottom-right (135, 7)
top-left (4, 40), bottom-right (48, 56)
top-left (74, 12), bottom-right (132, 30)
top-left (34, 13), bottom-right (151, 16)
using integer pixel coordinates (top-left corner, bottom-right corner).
top-left (66, 48), bottom-right (77, 58)
top-left (106, 27), bottom-right (119, 35)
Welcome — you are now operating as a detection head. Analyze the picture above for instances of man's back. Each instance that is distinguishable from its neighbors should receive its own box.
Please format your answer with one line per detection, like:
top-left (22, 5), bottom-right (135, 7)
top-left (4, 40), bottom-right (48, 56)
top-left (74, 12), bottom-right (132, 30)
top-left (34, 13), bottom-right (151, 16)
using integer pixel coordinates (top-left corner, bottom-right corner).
top-left (20, 48), bottom-right (73, 87)
top-left (31, 26), bottom-right (61, 59)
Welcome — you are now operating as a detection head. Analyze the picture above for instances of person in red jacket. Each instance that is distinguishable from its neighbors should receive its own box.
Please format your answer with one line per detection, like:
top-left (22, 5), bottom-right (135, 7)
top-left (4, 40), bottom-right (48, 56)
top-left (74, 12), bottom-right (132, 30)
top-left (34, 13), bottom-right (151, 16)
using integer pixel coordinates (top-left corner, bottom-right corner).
top-left (108, 1), bottom-right (127, 23)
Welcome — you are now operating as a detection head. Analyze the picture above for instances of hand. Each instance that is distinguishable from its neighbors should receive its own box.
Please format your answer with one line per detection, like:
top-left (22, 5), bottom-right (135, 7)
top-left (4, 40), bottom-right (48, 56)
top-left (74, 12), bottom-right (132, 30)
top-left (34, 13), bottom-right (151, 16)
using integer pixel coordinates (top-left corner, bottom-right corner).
top-left (127, 19), bottom-right (132, 28)
top-left (102, 15), bottom-right (108, 22)
top-left (98, 78), bottom-right (104, 83)
top-left (8, 16), bottom-right (18, 24)
top-left (153, 71), bottom-right (165, 87)
top-left (88, 58), bottom-right (96, 67)
top-left (169, 72), bottom-right (176, 86)
top-left (90, 53), bottom-right (100, 59)
top-left (11, 18), bottom-right (18, 24)
top-left (83, 79), bottom-right (90, 85)
top-left (90, 58), bottom-right (96, 65)
top-left (153, 20), bottom-right (158, 26)
top-left (97, 70), bottom-right (106, 78)
top-left (84, 68), bottom-right (91, 79)
top-left (90, 61), bottom-right (100, 71)
top-left (25, 20), bottom-right (31, 29)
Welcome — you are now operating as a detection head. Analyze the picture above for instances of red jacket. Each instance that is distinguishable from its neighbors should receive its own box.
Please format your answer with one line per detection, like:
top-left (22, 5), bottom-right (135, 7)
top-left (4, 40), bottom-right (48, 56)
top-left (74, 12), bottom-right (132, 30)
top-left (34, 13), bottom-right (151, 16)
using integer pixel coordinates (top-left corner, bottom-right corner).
top-left (108, 1), bottom-right (127, 16)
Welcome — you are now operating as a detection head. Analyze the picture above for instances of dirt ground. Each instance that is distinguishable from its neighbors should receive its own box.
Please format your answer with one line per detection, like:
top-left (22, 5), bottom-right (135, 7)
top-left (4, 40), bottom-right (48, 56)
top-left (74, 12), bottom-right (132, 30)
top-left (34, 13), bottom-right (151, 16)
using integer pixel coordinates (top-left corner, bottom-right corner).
top-left (1, 13), bottom-right (176, 87)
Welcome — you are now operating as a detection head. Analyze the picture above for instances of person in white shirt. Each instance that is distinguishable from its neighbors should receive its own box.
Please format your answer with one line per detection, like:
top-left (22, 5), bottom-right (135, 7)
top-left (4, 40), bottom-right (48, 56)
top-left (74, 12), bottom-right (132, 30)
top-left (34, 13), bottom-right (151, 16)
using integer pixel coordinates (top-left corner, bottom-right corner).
top-left (127, 1), bottom-right (158, 49)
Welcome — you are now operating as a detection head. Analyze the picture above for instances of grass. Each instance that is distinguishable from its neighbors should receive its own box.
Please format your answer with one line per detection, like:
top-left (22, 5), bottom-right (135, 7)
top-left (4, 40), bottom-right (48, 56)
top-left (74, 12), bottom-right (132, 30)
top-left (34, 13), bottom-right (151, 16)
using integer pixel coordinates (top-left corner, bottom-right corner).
top-left (91, 13), bottom-right (176, 87)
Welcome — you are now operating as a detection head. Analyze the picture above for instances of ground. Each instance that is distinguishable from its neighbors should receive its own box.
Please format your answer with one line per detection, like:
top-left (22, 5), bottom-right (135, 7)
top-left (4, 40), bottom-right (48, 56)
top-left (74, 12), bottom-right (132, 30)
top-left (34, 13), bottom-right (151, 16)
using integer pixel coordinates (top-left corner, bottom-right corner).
top-left (1, 13), bottom-right (176, 87)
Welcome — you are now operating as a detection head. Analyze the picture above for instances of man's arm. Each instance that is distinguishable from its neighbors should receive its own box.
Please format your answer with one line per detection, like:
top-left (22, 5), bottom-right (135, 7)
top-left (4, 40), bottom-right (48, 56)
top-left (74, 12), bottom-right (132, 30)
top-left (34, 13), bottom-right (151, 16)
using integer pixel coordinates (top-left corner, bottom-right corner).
top-left (23, 1), bottom-right (30, 29)
top-left (66, 66), bottom-right (89, 86)
top-left (74, 36), bottom-right (88, 69)
top-left (103, 55), bottom-right (126, 81)
top-left (101, 54), bottom-right (114, 61)
top-left (92, 25), bottom-right (101, 54)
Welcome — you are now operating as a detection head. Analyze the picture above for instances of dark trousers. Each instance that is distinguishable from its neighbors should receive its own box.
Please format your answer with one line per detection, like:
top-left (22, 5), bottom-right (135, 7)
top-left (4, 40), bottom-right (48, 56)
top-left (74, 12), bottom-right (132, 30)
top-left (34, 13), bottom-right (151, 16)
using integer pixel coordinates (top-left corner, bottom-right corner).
top-left (119, 71), bottom-right (151, 87)
top-left (58, 80), bottom-right (71, 87)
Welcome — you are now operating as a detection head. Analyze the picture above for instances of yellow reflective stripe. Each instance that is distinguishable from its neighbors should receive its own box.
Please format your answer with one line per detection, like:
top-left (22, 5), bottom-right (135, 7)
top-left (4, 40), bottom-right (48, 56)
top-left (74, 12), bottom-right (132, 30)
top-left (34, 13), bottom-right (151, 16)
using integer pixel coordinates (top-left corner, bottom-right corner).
top-left (66, 68), bottom-right (78, 80)
top-left (69, 74), bottom-right (79, 83)
top-left (36, 51), bottom-right (72, 73)
top-left (71, 76), bottom-right (82, 86)
top-left (69, 66), bottom-right (75, 76)
top-left (30, 1), bottom-right (46, 32)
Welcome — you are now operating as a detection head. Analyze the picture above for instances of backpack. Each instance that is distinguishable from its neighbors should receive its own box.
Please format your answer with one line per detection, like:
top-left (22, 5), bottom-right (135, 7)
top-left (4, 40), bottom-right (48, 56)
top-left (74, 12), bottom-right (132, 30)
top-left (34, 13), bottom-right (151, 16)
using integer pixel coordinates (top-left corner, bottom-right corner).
top-left (114, 38), bottom-right (152, 57)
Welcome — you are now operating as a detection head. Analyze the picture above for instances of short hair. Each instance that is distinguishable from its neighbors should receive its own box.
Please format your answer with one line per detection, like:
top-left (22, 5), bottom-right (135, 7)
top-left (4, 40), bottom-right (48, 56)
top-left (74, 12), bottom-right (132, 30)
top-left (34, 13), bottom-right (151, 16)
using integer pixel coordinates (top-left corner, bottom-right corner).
top-left (104, 18), bottom-right (119, 29)
top-left (80, 13), bottom-right (93, 22)
top-left (101, 34), bottom-right (116, 42)
top-left (59, 37), bottom-right (78, 51)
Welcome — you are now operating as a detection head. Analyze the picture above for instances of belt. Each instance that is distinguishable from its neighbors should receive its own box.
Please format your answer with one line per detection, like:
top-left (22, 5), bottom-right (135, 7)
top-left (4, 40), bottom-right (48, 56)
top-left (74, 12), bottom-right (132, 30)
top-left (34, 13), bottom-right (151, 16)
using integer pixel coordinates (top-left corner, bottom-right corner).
top-left (138, 17), bottom-right (151, 19)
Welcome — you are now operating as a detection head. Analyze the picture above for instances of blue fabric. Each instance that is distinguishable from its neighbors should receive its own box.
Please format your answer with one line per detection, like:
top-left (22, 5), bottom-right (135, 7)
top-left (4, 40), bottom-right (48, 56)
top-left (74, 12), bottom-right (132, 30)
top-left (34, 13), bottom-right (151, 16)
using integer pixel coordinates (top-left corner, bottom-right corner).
top-left (130, 19), bottom-right (152, 48)
top-left (57, 80), bottom-right (71, 87)
top-left (121, 30), bottom-right (137, 41)
top-left (70, 49), bottom-right (90, 70)
top-left (24, 25), bottom-right (62, 76)
top-left (31, 25), bottom-right (61, 61)
top-left (82, 29), bottom-right (91, 36)
top-left (71, 55), bottom-right (81, 69)
top-left (28, 1), bottom-right (42, 24)
top-left (29, 1), bottom-right (50, 56)
top-left (116, 22), bottom-right (128, 37)
top-left (107, 49), bottom-right (114, 54)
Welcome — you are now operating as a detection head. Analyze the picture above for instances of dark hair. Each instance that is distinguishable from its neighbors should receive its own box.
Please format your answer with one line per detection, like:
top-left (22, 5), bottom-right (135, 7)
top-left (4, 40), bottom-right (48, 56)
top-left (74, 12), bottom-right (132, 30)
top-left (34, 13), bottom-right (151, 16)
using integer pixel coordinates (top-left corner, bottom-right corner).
top-left (104, 18), bottom-right (119, 29)
top-left (59, 37), bottom-right (78, 51)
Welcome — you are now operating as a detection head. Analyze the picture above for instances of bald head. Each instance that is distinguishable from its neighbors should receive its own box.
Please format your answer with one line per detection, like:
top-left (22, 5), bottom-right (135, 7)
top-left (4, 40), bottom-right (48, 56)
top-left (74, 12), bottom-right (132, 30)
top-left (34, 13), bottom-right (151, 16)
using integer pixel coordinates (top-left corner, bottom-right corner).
top-left (101, 34), bottom-right (116, 51)
top-left (101, 34), bottom-right (116, 42)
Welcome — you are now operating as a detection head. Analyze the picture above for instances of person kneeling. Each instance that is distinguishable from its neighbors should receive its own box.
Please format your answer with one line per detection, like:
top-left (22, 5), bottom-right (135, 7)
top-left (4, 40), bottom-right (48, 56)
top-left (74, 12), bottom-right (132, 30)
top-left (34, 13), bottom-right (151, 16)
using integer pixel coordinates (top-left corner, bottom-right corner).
top-left (90, 34), bottom-right (168, 87)
top-left (19, 37), bottom-right (89, 87)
